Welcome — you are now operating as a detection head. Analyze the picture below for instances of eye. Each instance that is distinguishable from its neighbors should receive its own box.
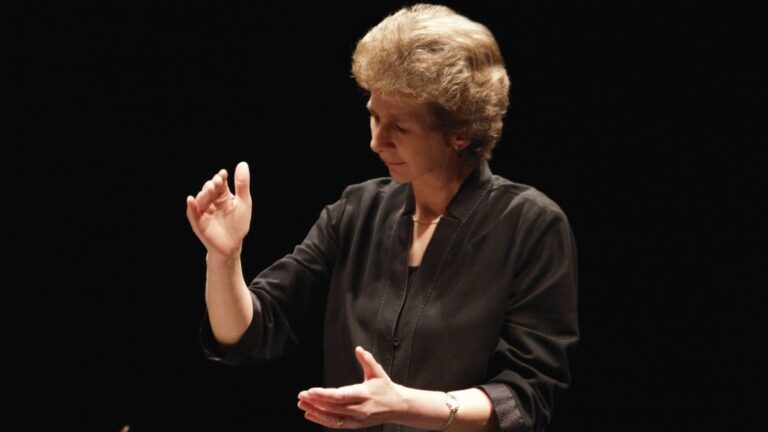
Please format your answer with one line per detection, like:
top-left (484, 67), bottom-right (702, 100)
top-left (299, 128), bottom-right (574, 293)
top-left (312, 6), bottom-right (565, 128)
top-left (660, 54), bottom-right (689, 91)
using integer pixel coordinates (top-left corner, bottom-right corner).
top-left (395, 124), bottom-right (408, 133)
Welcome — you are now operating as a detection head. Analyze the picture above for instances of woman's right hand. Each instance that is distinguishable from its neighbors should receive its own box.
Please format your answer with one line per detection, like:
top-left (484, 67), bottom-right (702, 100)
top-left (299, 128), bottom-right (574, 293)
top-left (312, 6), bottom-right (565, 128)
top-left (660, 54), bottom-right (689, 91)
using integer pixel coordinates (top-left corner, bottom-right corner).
top-left (186, 161), bottom-right (252, 260)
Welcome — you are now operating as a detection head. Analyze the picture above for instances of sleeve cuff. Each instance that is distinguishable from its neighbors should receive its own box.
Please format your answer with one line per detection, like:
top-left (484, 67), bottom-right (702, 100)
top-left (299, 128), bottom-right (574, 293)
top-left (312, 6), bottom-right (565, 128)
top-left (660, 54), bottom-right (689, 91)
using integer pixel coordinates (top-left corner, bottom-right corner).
top-left (199, 291), bottom-right (264, 365)
top-left (477, 383), bottom-right (527, 432)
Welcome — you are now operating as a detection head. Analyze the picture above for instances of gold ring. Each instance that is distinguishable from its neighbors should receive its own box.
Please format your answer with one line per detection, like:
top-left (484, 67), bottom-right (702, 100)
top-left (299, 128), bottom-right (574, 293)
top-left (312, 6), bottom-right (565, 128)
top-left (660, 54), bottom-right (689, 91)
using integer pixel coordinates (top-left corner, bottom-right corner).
top-left (336, 417), bottom-right (345, 428)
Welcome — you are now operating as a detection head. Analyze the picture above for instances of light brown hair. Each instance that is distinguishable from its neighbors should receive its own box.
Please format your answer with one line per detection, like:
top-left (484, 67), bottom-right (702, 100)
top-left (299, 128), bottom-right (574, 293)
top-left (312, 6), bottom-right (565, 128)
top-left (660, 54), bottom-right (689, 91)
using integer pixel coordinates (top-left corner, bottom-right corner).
top-left (352, 4), bottom-right (510, 162)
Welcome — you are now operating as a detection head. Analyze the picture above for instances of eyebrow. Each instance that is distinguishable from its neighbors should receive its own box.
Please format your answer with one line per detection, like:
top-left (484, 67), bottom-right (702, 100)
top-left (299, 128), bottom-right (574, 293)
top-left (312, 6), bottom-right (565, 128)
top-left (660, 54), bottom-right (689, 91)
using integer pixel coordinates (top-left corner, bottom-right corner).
top-left (366, 103), bottom-right (412, 124)
top-left (365, 102), bottom-right (384, 118)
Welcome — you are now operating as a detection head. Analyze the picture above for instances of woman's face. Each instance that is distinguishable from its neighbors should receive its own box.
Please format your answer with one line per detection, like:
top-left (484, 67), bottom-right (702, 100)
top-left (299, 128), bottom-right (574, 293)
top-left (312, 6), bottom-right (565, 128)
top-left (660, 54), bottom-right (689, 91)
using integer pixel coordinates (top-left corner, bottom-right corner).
top-left (368, 92), bottom-right (463, 184)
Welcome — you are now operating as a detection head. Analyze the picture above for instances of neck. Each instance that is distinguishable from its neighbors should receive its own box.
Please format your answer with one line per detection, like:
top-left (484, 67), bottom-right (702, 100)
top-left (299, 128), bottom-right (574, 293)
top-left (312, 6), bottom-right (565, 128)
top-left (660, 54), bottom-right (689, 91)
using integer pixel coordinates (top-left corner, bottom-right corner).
top-left (411, 161), bottom-right (475, 220)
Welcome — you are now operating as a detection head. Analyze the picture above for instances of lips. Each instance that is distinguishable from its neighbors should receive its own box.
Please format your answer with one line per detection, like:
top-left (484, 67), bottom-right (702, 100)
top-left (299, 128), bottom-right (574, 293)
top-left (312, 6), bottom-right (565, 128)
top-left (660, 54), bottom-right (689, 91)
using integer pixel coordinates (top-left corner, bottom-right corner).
top-left (382, 159), bottom-right (405, 166)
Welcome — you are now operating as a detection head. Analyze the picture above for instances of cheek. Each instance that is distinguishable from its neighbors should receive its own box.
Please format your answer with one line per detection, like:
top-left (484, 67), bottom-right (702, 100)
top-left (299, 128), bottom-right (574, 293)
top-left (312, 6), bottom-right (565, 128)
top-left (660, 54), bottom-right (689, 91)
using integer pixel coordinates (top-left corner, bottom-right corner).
top-left (409, 138), bottom-right (441, 162)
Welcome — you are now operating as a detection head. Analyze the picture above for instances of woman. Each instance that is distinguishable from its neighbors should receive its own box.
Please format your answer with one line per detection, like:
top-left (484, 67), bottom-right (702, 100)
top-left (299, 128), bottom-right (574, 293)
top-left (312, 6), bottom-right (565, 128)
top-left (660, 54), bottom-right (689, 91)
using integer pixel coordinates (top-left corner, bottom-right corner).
top-left (186, 4), bottom-right (578, 432)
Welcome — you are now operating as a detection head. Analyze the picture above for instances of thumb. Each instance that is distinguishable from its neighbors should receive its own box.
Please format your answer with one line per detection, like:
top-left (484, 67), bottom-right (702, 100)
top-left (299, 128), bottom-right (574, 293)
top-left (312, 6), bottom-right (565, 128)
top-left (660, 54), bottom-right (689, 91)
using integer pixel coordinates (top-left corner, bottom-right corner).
top-left (234, 161), bottom-right (251, 204)
top-left (355, 346), bottom-right (387, 381)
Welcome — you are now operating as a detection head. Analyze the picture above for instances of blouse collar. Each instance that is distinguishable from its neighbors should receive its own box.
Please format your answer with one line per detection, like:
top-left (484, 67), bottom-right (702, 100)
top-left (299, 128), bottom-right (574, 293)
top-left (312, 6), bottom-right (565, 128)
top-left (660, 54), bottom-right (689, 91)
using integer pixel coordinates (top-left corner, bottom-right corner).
top-left (401, 161), bottom-right (493, 222)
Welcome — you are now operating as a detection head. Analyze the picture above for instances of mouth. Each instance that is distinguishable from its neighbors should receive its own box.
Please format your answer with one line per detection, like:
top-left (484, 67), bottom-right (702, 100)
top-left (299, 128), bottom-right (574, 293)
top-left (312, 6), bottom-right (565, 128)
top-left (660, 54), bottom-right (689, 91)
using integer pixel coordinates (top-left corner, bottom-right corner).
top-left (382, 159), bottom-right (405, 167)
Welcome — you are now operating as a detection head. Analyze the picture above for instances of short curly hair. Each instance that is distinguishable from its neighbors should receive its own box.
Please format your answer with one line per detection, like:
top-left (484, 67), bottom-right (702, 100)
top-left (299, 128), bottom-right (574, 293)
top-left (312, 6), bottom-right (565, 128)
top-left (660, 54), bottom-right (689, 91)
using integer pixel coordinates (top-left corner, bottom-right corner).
top-left (352, 4), bottom-right (510, 162)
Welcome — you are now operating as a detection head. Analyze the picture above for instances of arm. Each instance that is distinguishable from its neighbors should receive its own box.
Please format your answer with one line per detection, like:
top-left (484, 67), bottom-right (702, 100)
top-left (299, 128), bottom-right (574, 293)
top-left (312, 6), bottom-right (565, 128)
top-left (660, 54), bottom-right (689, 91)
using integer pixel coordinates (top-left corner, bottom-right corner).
top-left (186, 162), bottom-right (254, 345)
top-left (204, 251), bottom-right (252, 346)
top-left (298, 347), bottom-right (498, 431)
top-left (190, 162), bottom-right (346, 363)
top-left (479, 201), bottom-right (579, 431)
top-left (395, 387), bottom-right (497, 432)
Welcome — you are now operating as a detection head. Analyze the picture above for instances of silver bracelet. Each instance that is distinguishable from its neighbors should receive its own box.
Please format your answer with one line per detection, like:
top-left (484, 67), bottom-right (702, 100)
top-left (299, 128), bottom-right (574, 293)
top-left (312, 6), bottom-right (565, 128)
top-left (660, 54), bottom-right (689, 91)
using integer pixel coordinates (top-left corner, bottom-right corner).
top-left (441, 392), bottom-right (460, 431)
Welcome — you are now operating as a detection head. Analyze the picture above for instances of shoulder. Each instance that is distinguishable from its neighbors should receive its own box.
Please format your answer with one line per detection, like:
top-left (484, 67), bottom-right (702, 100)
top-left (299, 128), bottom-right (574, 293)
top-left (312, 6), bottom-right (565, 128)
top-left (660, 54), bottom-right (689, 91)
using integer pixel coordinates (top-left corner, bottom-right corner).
top-left (339, 177), bottom-right (407, 206)
top-left (322, 177), bottom-right (407, 237)
top-left (486, 175), bottom-right (568, 223)
top-left (481, 175), bottom-right (577, 258)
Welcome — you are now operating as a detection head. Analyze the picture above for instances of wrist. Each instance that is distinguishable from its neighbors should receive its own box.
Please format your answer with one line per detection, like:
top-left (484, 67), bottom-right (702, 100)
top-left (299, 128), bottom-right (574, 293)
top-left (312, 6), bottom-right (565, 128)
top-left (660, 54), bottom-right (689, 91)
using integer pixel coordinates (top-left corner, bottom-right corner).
top-left (389, 383), bottom-right (412, 424)
top-left (441, 392), bottom-right (460, 431)
top-left (389, 385), bottom-right (453, 431)
top-left (206, 251), bottom-right (245, 286)
top-left (206, 250), bottom-right (241, 268)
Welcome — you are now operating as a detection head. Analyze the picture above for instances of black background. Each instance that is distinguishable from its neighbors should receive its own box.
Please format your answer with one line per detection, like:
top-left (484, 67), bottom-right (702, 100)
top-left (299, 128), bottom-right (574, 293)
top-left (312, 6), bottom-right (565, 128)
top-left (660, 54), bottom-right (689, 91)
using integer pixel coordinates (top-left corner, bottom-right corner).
top-left (4, 1), bottom-right (764, 431)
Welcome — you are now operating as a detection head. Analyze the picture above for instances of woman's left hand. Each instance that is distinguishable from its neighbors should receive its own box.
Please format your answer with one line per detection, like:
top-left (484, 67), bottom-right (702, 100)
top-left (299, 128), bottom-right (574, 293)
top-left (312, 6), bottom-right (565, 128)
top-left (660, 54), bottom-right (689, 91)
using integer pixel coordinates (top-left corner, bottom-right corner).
top-left (297, 346), bottom-right (406, 429)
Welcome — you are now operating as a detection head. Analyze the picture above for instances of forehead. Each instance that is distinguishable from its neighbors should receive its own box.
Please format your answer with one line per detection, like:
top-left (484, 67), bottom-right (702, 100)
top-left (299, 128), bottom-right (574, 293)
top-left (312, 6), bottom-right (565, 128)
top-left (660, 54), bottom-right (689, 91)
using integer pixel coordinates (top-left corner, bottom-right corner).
top-left (367, 92), bottom-right (431, 122)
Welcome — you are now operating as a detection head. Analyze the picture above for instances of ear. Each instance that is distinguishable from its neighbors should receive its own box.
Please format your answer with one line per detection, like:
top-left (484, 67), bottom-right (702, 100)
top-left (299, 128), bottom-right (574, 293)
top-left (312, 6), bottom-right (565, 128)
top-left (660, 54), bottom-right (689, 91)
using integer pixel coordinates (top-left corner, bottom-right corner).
top-left (449, 135), bottom-right (470, 152)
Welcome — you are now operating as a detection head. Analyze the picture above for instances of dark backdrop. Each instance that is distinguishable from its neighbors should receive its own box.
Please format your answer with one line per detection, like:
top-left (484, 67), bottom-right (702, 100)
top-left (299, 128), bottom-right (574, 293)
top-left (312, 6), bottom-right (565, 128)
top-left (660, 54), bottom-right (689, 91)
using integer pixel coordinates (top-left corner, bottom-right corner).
top-left (4, 1), bottom-right (763, 431)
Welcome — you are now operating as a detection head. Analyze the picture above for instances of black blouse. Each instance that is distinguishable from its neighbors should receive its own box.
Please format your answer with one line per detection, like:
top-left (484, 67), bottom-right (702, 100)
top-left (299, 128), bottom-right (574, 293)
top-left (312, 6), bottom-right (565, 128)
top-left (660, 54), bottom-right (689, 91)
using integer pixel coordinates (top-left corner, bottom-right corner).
top-left (201, 162), bottom-right (579, 432)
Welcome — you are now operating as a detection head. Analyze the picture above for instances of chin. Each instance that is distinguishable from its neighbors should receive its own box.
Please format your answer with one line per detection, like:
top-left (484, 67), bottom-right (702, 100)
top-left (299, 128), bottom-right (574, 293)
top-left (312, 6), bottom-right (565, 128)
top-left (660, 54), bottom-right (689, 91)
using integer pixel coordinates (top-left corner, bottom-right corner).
top-left (388, 171), bottom-right (412, 184)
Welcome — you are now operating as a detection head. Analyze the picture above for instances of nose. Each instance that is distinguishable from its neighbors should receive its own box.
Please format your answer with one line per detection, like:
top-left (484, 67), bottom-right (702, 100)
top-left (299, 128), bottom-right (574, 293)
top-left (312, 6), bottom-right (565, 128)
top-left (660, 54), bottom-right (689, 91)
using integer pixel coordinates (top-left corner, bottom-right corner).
top-left (370, 120), bottom-right (394, 153)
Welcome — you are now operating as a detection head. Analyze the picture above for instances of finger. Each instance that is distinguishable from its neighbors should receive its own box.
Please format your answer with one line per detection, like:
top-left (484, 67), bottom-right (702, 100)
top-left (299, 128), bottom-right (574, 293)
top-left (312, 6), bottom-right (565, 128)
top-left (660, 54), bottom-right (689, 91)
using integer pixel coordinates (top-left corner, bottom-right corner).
top-left (186, 196), bottom-right (212, 248)
top-left (186, 195), bottom-right (201, 228)
top-left (195, 180), bottom-right (217, 213)
top-left (186, 195), bottom-right (199, 215)
top-left (217, 168), bottom-right (228, 183)
top-left (234, 161), bottom-right (251, 204)
top-left (211, 173), bottom-right (234, 208)
top-left (195, 167), bottom-right (230, 213)
top-left (299, 393), bottom-right (367, 419)
top-left (301, 404), bottom-right (354, 429)
top-left (302, 386), bottom-right (367, 404)
top-left (355, 346), bottom-right (387, 380)
top-left (211, 173), bottom-right (228, 196)
top-left (298, 400), bottom-right (338, 426)
top-left (297, 399), bottom-right (357, 419)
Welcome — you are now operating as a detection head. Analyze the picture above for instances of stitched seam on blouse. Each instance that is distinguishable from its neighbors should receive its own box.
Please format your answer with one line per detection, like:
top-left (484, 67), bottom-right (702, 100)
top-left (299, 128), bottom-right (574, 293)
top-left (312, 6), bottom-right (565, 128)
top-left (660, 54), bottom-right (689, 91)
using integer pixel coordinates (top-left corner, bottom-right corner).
top-left (371, 212), bottom-right (399, 372)
top-left (403, 181), bottom-right (494, 385)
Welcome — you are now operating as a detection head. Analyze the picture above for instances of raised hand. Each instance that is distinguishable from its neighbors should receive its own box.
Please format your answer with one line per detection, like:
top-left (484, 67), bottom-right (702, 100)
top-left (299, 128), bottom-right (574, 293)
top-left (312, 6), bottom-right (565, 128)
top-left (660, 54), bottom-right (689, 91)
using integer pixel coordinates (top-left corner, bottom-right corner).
top-left (186, 161), bottom-right (252, 259)
top-left (297, 347), bottom-right (406, 429)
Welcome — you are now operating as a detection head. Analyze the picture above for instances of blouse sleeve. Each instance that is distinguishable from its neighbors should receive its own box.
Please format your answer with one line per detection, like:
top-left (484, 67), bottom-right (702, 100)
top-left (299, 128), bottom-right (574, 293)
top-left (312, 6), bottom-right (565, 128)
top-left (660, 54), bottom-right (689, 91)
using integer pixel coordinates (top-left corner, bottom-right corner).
top-left (478, 201), bottom-right (579, 432)
top-left (199, 193), bottom-right (347, 365)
